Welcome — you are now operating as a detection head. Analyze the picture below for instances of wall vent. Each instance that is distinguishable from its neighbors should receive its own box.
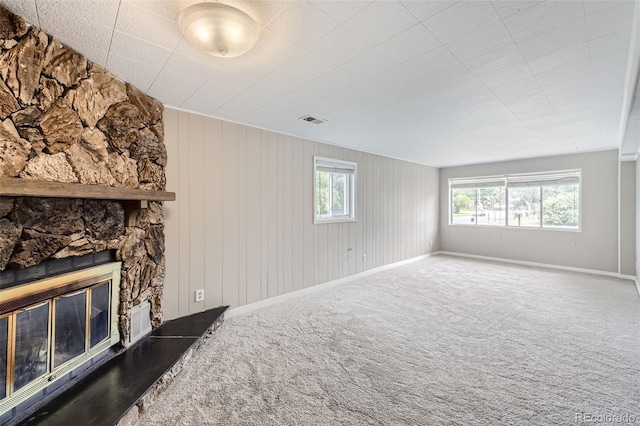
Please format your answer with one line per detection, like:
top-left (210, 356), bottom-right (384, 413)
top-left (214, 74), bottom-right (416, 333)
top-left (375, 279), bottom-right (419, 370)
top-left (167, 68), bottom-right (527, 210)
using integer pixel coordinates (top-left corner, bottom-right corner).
top-left (300, 115), bottom-right (327, 124)
top-left (129, 301), bottom-right (152, 346)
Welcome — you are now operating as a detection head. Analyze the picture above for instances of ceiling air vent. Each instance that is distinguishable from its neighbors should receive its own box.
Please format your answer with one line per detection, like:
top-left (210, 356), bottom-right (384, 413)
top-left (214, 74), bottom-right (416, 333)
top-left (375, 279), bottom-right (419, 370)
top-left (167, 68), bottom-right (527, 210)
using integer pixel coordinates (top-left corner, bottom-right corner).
top-left (300, 115), bottom-right (327, 125)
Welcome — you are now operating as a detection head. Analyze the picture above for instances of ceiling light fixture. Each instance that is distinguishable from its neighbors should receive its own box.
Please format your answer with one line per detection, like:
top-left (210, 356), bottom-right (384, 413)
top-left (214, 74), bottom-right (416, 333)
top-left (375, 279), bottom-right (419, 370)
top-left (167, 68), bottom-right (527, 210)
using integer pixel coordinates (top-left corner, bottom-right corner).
top-left (178, 2), bottom-right (258, 58)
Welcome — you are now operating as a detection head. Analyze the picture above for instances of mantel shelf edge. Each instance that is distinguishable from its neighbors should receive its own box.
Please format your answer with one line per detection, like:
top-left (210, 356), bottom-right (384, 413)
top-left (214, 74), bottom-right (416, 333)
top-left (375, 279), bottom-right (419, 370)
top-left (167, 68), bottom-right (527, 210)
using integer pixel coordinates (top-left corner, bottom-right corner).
top-left (0, 177), bottom-right (176, 202)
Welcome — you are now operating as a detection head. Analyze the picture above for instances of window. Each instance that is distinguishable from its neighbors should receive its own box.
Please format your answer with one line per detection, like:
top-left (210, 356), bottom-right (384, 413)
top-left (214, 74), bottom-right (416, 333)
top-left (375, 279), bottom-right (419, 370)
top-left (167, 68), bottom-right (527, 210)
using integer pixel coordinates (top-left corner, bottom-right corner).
top-left (450, 176), bottom-right (506, 226)
top-left (314, 156), bottom-right (356, 223)
top-left (449, 169), bottom-right (580, 230)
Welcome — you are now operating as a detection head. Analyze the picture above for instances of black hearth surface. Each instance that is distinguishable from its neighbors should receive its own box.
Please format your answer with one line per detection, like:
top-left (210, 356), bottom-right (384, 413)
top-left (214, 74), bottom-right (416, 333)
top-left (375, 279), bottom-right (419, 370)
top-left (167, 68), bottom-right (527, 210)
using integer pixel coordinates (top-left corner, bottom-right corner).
top-left (16, 306), bottom-right (228, 426)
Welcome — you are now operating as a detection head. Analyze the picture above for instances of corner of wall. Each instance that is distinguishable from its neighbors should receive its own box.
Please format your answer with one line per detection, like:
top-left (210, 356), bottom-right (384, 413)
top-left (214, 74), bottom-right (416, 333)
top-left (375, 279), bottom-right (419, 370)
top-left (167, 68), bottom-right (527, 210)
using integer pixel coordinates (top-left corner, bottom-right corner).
top-left (636, 159), bottom-right (640, 282)
top-left (619, 159), bottom-right (636, 276)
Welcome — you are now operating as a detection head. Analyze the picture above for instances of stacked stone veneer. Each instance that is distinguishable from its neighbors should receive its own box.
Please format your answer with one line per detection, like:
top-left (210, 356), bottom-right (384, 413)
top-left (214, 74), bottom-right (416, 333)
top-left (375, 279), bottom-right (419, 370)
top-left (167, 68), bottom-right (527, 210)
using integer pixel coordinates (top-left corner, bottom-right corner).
top-left (0, 6), bottom-right (167, 342)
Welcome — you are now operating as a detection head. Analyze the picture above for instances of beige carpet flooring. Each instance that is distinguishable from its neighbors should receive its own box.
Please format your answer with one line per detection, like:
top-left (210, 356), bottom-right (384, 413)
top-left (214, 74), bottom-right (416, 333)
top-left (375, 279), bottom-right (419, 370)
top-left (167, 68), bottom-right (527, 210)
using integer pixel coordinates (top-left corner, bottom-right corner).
top-left (136, 255), bottom-right (640, 425)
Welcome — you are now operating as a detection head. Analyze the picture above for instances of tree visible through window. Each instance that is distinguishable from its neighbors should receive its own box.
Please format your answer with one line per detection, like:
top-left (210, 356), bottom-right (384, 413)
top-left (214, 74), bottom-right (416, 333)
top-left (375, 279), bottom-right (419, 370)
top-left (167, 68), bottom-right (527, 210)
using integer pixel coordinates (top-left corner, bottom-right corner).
top-left (508, 187), bottom-right (540, 227)
top-left (543, 185), bottom-right (579, 228)
top-left (314, 157), bottom-right (356, 223)
top-left (449, 170), bottom-right (580, 230)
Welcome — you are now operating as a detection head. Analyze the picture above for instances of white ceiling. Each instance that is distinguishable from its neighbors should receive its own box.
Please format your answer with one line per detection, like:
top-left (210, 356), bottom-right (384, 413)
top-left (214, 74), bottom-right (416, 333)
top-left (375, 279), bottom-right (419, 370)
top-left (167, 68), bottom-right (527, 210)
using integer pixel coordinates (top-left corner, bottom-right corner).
top-left (1, 0), bottom-right (638, 167)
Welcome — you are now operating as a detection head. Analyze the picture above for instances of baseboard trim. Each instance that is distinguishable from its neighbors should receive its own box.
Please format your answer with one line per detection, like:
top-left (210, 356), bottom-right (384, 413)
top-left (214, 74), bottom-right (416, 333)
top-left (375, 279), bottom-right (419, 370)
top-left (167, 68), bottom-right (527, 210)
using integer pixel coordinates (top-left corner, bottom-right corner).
top-left (436, 251), bottom-right (636, 281)
top-left (226, 253), bottom-right (435, 318)
top-left (228, 252), bottom-right (638, 318)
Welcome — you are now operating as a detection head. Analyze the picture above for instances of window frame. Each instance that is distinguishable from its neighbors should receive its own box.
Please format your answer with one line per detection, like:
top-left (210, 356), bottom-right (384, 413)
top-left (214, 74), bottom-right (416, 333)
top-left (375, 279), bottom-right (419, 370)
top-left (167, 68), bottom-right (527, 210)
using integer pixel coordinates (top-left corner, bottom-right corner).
top-left (313, 156), bottom-right (357, 224)
top-left (448, 169), bottom-right (581, 232)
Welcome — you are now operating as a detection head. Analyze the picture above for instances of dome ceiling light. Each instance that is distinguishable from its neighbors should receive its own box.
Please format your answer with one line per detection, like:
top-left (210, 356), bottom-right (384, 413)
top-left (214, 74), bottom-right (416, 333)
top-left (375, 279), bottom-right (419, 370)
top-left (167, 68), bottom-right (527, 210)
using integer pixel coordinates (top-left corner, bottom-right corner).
top-left (178, 2), bottom-right (258, 58)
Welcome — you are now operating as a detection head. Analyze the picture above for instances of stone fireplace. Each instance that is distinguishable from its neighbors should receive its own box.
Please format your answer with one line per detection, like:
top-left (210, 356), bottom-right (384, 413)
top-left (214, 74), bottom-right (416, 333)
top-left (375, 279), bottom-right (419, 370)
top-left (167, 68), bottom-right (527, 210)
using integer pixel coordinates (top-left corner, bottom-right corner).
top-left (0, 5), bottom-right (173, 421)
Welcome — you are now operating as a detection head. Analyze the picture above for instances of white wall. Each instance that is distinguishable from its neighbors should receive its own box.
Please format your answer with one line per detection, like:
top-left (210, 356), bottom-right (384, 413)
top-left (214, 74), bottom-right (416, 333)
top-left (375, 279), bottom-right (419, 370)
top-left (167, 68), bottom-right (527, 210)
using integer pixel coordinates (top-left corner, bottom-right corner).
top-left (162, 108), bottom-right (439, 320)
top-left (439, 150), bottom-right (620, 273)
top-left (620, 161), bottom-right (636, 276)
top-left (637, 159), bottom-right (640, 282)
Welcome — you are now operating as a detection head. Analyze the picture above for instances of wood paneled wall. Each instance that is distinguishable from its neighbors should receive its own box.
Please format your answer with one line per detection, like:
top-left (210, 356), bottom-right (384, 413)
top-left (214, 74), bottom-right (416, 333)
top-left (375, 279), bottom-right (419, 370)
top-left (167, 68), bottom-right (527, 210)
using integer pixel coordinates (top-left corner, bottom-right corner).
top-left (163, 108), bottom-right (439, 320)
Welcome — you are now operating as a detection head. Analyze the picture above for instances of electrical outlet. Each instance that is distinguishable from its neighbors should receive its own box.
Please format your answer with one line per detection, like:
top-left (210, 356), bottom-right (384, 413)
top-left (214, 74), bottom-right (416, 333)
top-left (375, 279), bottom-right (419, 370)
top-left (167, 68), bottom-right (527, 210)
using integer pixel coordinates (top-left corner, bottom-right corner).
top-left (362, 254), bottom-right (367, 263)
top-left (429, 240), bottom-right (433, 247)
top-left (195, 289), bottom-right (205, 302)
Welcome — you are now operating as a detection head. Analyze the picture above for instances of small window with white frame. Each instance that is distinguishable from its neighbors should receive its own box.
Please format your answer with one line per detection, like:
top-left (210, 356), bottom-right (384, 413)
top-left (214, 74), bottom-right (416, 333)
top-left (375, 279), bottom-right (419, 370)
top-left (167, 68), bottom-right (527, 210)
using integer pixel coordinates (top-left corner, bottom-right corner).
top-left (314, 156), bottom-right (356, 223)
top-left (449, 169), bottom-right (581, 230)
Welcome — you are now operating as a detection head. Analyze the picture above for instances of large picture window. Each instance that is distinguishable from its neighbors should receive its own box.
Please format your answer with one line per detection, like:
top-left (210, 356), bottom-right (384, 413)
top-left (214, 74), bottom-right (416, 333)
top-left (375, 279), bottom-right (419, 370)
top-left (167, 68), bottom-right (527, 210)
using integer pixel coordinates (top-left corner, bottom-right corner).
top-left (449, 170), bottom-right (580, 230)
top-left (314, 156), bottom-right (356, 223)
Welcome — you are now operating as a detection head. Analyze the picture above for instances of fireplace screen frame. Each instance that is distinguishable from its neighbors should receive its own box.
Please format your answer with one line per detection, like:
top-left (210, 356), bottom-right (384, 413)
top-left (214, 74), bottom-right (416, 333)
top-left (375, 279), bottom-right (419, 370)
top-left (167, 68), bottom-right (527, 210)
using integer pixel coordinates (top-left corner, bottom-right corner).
top-left (0, 262), bottom-right (121, 415)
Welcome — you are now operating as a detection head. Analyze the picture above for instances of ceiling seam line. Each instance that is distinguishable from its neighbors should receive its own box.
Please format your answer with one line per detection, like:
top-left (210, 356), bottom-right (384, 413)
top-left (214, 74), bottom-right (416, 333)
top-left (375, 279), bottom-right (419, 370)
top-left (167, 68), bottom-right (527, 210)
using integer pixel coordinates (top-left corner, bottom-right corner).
top-left (258, 0), bottom-right (293, 31)
top-left (501, 11), bottom-right (626, 144)
top-left (399, 0), bottom-right (462, 22)
top-left (443, 10), bottom-right (600, 72)
top-left (214, 40), bottom-right (353, 119)
top-left (146, 2), bottom-right (191, 96)
top-left (489, 1), bottom-right (575, 146)
top-left (33, 0), bottom-right (41, 28)
top-left (581, 0), bottom-right (604, 149)
top-left (403, 0), bottom-right (576, 146)
top-left (198, 1), bottom-right (299, 115)
top-left (414, 10), bottom-right (537, 143)
top-left (105, 1), bottom-right (122, 63)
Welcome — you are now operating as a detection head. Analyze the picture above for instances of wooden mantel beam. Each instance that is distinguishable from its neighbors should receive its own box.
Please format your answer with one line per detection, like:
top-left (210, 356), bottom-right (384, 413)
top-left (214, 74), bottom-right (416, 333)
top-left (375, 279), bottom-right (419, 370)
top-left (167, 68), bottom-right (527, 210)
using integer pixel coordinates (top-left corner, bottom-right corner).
top-left (0, 177), bottom-right (176, 202)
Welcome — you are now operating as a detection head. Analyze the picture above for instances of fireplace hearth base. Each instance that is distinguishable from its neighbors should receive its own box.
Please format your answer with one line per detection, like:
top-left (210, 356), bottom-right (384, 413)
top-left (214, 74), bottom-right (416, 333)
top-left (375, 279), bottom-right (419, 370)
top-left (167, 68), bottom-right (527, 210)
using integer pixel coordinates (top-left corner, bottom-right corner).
top-left (10, 306), bottom-right (227, 426)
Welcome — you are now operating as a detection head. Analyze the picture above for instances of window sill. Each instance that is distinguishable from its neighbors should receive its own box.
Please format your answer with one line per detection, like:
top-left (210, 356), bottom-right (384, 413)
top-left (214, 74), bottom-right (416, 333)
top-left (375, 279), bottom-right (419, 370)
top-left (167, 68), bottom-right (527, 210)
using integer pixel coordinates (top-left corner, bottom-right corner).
top-left (448, 223), bottom-right (581, 232)
top-left (314, 218), bottom-right (357, 225)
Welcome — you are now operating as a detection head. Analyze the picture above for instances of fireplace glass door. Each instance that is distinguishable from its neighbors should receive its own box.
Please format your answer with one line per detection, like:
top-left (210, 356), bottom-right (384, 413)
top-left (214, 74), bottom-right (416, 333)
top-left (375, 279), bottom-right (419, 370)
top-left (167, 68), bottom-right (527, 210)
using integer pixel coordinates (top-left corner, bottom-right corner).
top-left (53, 291), bottom-right (87, 369)
top-left (0, 280), bottom-right (113, 402)
top-left (0, 262), bottom-right (121, 417)
top-left (90, 282), bottom-right (110, 348)
top-left (14, 302), bottom-right (50, 392)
